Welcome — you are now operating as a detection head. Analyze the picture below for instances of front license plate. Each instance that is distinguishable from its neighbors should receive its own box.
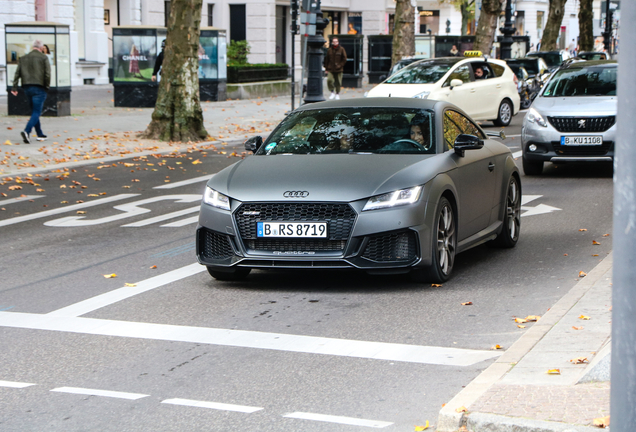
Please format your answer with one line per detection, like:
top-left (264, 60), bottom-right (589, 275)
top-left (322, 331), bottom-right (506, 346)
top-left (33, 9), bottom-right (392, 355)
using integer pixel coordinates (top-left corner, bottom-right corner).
top-left (560, 135), bottom-right (603, 146)
top-left (257, 222), bottom-right (328, 238)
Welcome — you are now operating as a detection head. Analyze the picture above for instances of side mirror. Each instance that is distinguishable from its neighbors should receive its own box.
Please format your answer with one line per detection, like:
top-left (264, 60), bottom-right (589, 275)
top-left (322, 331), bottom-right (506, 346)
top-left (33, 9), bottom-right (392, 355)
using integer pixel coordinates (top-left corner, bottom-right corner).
top-left (454, 134), bottom-right (484, 156)
top-left (244, 136), bottom-right (263, 153)
top-left (450, 79), bottom-right (463, 89)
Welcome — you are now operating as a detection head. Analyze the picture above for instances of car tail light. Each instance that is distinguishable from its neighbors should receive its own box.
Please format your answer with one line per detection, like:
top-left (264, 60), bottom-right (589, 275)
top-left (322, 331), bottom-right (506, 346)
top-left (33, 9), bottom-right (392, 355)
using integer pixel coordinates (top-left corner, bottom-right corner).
top-left (512, 74), bottom-right (518, 86)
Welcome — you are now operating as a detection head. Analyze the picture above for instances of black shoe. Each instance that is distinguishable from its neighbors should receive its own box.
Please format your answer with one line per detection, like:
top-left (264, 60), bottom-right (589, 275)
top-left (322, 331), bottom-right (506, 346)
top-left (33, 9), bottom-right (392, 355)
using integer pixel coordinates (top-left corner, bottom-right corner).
top-left (20, 131), bottom-right (30, 144)
top-left (36, 135), bottom-right (47, 142)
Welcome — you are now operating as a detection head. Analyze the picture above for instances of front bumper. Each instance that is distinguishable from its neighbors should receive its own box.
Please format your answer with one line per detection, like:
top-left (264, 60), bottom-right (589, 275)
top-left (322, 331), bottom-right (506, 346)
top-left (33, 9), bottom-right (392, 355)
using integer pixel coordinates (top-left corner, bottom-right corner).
top-left (521, 116), bottom-right (616, 163)
top-left (196, 198), bottom-right (434, 272)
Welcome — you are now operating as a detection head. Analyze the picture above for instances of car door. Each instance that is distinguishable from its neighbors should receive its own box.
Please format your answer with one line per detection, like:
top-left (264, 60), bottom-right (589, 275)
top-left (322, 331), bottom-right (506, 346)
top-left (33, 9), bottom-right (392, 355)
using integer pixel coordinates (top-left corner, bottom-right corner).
top-left (468, 62), bottom-right (500, 119)
top-left (441, 64), bottom-right (478, 117)
top-left (443, 109), bottom-right (496, 240)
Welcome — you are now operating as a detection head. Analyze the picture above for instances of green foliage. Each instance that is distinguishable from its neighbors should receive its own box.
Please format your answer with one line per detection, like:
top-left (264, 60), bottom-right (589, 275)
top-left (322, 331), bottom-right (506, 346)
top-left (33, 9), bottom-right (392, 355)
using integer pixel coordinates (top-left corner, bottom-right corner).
top-left (227, 40), bottom-right (251, 65)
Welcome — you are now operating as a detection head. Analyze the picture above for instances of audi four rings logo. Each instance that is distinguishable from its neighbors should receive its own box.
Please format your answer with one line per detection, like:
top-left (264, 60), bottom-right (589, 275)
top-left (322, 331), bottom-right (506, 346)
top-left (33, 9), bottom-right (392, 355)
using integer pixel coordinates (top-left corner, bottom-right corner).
top-left (283, 191), bottom-right (309, 198)
top-left (578, 119), bottom-right (586, 129)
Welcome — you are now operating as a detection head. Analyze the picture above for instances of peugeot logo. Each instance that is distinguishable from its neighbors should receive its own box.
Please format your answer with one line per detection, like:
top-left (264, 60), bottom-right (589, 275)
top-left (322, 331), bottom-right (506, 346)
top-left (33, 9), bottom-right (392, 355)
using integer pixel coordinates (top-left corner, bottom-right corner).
top-left (578, 119), bottom-right (586, 129)
top-left (283, 191), bottom-right (309, 198)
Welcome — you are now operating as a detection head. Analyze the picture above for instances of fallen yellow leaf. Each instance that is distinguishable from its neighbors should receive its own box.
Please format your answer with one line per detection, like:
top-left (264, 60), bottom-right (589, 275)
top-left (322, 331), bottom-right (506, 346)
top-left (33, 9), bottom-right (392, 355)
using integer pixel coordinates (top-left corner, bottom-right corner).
top-left (579, 271), bottom-right (587, 277)
top-left (569, 357), bottom-right (588, 364)
top-left (431, 284), bottom-right (442, 287)
top-left (192, 159), bottom-right (202, 164)
top-left (547, 369), bottom-right (561, 374)
top-left (572, 326), bottom-right (584, 330)
top-left (150, 265), bottom-right (157, 269)
top-left (103, 273), bottom-right (117, 279)
top-left (461, 301), bottom-right (473, 306)
top-left (592, 240), bottom-right (601, 245)
top-left (525, 315), bottom-right (541, 322)
top-left (124, 283), bottom-right (137, 287)
top-left (602, 233), bottom-right (610, 237)
top-left (491, 344), bottom-right (503, 350)
top-left (579, 228), bottom-right (587, 231)
top-left (76, 211), bottom-right (86, 214)
top-left (579, 315), bottom-right (591, 320)
top-left (593, 415), bottom-right (610, 427)
top-left (517, 325), bottom-right (526, 328)
top-left (455, 406), bottom-right (467, 413)
top-left (514, 318), bottom-right (527, 323)
top-left (414, 421), bottom-right (430, 431)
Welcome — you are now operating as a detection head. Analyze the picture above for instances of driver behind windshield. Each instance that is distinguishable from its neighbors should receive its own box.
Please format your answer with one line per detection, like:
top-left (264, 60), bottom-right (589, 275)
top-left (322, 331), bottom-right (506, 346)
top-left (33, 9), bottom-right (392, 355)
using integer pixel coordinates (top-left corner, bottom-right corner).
top-left (324, 118), bottom-right (354, 152)
top-left (410, 114), bottom-right (432, 151)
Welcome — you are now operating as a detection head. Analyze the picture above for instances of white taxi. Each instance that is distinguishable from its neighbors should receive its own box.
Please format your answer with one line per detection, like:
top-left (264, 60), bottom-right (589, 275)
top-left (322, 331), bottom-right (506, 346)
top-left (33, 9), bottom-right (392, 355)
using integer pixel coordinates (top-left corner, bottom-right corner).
top-left (366, 53), bottom-right (521, 126)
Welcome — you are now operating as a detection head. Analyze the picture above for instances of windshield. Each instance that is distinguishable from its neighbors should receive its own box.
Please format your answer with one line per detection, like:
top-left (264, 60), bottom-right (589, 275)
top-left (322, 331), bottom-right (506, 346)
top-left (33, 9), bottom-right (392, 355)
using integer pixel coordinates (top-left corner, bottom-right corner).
top-left (542, 66), bottom-right (616, 97)
top-left (385, 61), bottom-right (456, 84)
top-left (579, 53), bottom-right (606, 61)
top-left (257, 108), bottom-right (435, 155)
top-left (508, 60), bottom-right (538, 74)
top-left (528, 52), bottom-right (562, 67)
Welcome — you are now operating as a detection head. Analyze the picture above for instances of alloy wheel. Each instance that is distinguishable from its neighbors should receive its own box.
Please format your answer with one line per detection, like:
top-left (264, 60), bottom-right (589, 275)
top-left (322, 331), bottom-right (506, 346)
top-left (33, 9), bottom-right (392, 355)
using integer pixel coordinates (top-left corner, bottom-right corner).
top-left (436, 203), bottom-right (456, 276)
top-left (506, 178), bottom-right (521, 242)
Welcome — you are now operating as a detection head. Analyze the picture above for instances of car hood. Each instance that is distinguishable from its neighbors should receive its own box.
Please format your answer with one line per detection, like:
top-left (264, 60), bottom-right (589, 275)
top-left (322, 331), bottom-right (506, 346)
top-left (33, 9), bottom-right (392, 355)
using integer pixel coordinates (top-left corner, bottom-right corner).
top-left (533, 96), bottom-right (617, 116)
top-left (208, 154), bottom-right (448, 202)
top-left (366, 83), bottom-right (437, 98)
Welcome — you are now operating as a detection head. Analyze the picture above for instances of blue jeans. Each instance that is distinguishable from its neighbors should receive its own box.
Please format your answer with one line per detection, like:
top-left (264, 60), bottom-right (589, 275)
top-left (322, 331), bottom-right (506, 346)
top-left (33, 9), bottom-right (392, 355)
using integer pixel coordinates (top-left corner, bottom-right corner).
top-left (23, 85), bottom-right (47, 137)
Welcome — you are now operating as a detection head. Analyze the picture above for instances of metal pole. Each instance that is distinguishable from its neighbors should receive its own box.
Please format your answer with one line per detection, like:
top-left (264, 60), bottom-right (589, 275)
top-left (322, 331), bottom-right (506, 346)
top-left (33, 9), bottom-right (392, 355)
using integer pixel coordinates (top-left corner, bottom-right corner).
top-left (291, 25), bottom-right (296, 110)
top-left (499, 0), bottom-right (515, 59)
top-left (303, 0), bottom-right (328, 103)
top-left (603, 0), bottom-right (611, 53)
top-left (611, 0), bottom-right (636, 429)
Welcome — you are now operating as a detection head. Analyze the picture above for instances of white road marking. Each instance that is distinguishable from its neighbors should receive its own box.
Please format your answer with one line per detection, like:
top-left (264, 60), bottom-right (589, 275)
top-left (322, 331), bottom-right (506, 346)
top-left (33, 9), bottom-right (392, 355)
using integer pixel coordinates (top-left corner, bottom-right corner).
top-left (161, 216), bottom-right (199, 227)
top-left (0, 380), bottom-right (36, 388)
top-left (47, 263), bottom-right (206, 317)
top-left (0, 194), bottom-right (139, 228)
top-left (50, 387), bottom-right (149, 400)
top-left (521, 203), bottom-right (561, 217)
top-left (154, 174), bottom-right (213, 189)
top-left (521, 195), bottom-right (541, 206)
top-left (122, 206), bottom-right (200, 227)
top-left (512, 150), bottom-right (522, 158)
top-left (0, 195), bottom-right (45, 206)
top-left (44, 195), bottom-right (202, 227)
top-left (283, 412), bottom-right (393, 428)
top-left (162, 398), bottom-right (263, 413)
top-left (0, 312), bottom-right (501, 366)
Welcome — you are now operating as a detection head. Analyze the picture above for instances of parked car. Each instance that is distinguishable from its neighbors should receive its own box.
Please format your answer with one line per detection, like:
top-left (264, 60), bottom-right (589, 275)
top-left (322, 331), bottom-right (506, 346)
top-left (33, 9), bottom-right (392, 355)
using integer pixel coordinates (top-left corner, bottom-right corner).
top-left (506, 64), bottom-right (532, 109)
top-left (366, 55), bottom-right (520, 126)
top-left (388, 56), bottom-right (429, 77)
top-left (521, 60), bottom-right (617, 175)
top-left (526, 50), bottom-right (572, 72)
top-left (197, 98), bottom-right (522, 283)
top-left (577, 51), bottom-right (608, 61)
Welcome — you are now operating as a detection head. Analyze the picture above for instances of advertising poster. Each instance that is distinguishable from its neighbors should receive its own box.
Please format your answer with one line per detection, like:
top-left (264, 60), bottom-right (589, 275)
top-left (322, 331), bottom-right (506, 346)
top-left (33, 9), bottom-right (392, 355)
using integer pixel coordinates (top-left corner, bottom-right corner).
top-left (347, 13), bottom-right (362, 35)
top-left (6, 33), bottom-right (58, 87)
top-left (198, 36), bottom-right (218, 79)
top-left (113, 35), bottom-right (157, 82)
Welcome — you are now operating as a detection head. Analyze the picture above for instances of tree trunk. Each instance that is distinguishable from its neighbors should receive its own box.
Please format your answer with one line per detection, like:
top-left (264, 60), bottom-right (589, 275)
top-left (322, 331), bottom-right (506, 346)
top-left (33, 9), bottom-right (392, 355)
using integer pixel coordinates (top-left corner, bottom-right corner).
top-left (540, 0), bottom-right (568, 52)
top-left (141, 0), bottom-right (207, 142)
top-left (578, 0), bottom-right (594, 52)
top-left (473, 0), bottom-right (504, 54)
top-left (391, 0), bottom-right (415, 67)
top-left (460, 2), bottom-right (474, 35)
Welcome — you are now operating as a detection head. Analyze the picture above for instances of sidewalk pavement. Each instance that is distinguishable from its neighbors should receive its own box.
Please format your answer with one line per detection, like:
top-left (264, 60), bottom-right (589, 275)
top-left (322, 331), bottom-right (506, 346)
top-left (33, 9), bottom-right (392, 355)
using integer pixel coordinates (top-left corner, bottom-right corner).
top-left (0, 83), bottom-right (372, 176)
top-left (437, 253), bottom-right (612, 432)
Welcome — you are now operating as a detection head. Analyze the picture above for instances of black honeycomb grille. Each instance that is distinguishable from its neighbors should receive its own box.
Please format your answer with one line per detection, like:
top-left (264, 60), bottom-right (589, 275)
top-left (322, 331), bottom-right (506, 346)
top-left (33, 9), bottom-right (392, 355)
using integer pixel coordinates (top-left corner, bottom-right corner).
top-left (246, 239), bottom-right (347, 251)
top-left (547, 116), bottom-right (615, 133)
top-left (362, 231), bottom-right (417, 263)
top-left (235, 203), bottom-right (357, 241)
top-left (199, 229), bottom-right (234, 260)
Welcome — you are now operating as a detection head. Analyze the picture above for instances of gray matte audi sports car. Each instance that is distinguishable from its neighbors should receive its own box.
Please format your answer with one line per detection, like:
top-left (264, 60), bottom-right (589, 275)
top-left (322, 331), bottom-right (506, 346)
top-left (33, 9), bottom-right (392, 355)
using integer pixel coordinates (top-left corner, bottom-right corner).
top-left (196, 98), bottom-right (521, 283)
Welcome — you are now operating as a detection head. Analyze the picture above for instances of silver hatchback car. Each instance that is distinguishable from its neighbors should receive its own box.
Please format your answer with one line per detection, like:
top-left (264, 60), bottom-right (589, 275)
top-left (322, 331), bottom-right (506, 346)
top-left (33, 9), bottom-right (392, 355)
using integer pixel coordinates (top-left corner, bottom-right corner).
top-left (521, 61), bottom-right (617, 175)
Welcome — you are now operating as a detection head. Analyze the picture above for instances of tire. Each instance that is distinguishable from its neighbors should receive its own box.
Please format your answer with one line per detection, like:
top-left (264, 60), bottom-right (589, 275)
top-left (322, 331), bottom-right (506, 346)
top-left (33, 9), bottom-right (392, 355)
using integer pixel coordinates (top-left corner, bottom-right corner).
top-left (410, 197), bottom-right (456, 283)
top-left (207, 266), bottom-right (251, 281)
top-left (520, 91), bottom-right (532, 109)
top-left (492, 176), bottom-right (521, 248)
top-left (522, 156), bottom-right (543, 175)
top-left (493, 99), bottom-right (513, 127)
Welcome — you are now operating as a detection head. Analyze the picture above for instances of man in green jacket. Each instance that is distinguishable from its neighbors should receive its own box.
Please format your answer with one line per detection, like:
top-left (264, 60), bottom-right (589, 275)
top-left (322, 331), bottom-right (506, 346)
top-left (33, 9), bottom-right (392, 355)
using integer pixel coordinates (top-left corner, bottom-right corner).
top-left (11, 40), bottom-right (51, 144)
top-left (324, 38), bottom-right (347, 100)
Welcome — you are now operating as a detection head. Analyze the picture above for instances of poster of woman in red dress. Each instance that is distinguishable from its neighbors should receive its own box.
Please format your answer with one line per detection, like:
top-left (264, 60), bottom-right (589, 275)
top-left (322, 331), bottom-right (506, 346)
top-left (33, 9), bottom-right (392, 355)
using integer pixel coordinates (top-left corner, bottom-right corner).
top-left (128, 43), bottom-right (143, 78)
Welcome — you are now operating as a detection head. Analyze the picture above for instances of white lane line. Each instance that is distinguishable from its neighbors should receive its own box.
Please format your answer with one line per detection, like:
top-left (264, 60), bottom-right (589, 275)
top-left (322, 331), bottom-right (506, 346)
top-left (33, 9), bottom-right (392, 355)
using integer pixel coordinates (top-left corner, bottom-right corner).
top-left (0, 194), bottom-right (140, 228)
top-left (0, 380), bottom-right (36, 388)
top-left (521, 195), bottom-right (541, 206)
top-left (122, 206), bottom-right (200, 227)
top-left (50, 387), bottom-right (149, 400)
top-left (47, 263), bottom-right (206, 317)
top-left (512, 150), bottom-right (522, 159)
top-left (0, 195), bottom-right (45, 206)
top-left (162, 398), bottom-right (263, 413)
top-left (283, 412), bottom-right (393, 428)
top-left (154, 174), bottom-right (213, 189)
top-left (0, 312), bottom-right (501, 366)
top-left (161, 216), bottom-right (199, 227)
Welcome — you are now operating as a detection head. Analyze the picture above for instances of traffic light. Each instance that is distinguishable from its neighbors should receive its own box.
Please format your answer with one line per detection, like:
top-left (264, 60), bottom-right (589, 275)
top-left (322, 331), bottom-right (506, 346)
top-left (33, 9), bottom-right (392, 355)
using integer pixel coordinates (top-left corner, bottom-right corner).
top-left (290, 0), bottom-right (299, 35)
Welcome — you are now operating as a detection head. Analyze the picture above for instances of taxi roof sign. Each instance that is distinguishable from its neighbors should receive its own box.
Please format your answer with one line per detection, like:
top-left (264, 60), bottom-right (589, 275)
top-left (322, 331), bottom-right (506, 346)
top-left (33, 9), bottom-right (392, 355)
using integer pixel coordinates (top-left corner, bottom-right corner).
top-left (464, 50), bottom-right (483, 57)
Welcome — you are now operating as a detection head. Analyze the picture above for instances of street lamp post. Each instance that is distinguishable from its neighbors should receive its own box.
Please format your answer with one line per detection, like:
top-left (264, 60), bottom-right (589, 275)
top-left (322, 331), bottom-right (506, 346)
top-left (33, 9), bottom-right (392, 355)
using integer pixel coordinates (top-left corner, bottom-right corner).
top-left (499, 0), bottom-right (516, 59)
top-left (603, 0), bottom-right (613, 54)
top-left (303, 0), bottom-right (329, 104)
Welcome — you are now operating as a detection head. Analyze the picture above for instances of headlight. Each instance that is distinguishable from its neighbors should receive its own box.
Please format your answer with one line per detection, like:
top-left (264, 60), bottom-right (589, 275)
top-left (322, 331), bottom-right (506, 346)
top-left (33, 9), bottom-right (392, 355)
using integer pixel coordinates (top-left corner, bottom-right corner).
top-left (362, 186), bottom-right (422, 211)
top-left (413, 91), bottom-right (430, 99)
top-left (527, 107), bottom-right (547, 127)
top-left (203, 187), bottom-right (231, 210)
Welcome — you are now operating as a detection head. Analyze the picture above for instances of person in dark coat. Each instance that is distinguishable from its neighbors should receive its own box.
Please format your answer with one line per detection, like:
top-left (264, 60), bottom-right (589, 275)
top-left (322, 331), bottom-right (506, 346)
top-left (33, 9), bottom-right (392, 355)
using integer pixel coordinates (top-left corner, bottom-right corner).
top-left (323, 38), bottom-right (347, 100)
top-left (152, 39), bottom-right (166, 82)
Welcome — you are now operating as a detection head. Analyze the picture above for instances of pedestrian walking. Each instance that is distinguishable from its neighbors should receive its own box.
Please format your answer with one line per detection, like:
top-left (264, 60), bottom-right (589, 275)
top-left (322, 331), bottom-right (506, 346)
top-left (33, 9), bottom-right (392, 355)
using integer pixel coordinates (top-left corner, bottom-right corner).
top-left (152, 39), bottom-right (166, 82)
top-left (324, 38), bottom-right (347, 100)
top-left (10, 39), bottom-right (51, 144)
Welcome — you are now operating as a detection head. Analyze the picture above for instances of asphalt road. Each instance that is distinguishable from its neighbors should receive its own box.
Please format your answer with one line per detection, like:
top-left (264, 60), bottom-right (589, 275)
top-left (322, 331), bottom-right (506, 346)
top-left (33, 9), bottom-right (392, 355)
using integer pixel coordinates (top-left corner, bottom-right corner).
top-left (0, 111), bottom-right (614, 431)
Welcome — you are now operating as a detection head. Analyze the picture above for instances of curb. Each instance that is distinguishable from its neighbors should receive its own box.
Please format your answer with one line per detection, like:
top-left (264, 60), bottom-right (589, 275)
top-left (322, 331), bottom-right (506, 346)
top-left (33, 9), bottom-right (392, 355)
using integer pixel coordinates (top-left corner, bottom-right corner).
top-left (436, 252), bottom-right (613, 432)
top-left (465, 413), bottom-right (603, 432)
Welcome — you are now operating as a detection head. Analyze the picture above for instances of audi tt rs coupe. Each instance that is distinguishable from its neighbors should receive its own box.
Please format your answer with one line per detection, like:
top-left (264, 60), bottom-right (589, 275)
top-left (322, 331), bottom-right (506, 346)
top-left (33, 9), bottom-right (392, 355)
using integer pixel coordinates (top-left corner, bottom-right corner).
top-left (196, 98), bottom-right (521, 283)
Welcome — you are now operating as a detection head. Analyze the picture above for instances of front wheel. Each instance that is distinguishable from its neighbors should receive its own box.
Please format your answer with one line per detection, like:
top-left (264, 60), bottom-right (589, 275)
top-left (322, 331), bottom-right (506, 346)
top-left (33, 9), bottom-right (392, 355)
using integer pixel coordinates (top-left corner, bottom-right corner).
top-left (492, 176), bottom-right (521, 248)
top-left (493, 100), bottom-right (513, 127)
top-left (207, 266), bottom-right (251, 281)
top-left (411, 197), bottom-right (456, 283)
